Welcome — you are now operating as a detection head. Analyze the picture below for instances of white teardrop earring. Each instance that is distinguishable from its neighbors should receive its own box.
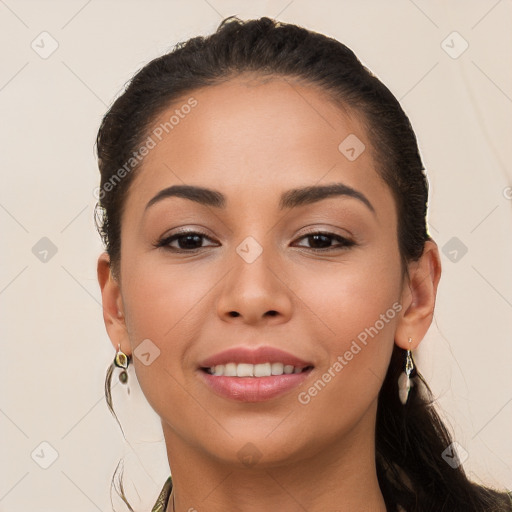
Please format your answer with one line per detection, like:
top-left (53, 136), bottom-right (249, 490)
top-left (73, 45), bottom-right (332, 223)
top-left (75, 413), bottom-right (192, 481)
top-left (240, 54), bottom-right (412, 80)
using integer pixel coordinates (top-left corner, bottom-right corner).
top-left (398, 337), bottom-right (414, 405)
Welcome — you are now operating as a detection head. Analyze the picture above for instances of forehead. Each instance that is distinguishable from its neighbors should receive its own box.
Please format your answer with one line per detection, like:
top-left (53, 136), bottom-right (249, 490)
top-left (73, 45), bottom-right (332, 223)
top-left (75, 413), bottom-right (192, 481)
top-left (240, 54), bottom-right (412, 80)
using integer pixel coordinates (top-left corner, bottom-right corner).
top-left (124, 74), bottom-right (395, 220)
top-left (148, 74), bottom-right (360, 168)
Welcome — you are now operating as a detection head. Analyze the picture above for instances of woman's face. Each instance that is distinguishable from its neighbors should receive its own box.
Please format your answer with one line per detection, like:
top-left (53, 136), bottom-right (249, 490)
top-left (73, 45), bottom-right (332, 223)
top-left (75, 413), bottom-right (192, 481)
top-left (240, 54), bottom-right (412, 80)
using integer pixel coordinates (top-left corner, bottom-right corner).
top-left (109, 75), bottom-right (409, 466)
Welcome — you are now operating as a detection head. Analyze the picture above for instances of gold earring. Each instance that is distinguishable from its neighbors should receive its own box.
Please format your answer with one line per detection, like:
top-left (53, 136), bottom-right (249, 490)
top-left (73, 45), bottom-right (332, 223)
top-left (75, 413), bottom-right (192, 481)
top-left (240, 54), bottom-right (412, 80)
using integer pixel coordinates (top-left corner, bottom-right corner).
top-left (398, 337), bottom-right (414, 405)
top-left (114, 344), bottom-right (130, 384)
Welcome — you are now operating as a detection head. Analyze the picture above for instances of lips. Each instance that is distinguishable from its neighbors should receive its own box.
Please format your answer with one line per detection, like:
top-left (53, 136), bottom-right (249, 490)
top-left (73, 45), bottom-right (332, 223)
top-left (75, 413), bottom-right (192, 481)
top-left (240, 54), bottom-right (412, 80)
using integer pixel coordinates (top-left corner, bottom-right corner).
top-left (198, 345), bottom-right (314, 402)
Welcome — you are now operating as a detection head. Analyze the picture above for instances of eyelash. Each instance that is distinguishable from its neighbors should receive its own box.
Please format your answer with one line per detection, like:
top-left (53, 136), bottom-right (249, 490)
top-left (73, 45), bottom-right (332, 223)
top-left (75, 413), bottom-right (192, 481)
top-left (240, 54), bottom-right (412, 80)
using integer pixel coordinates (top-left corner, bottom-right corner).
top-left (154, 230), bottom-right (356, 253)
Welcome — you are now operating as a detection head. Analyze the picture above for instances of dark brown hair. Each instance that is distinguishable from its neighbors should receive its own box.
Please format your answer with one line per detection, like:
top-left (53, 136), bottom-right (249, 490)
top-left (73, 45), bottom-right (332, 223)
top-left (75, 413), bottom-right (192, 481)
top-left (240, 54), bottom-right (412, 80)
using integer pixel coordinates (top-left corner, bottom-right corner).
top-left (97, 16), bottom-right (511, 511)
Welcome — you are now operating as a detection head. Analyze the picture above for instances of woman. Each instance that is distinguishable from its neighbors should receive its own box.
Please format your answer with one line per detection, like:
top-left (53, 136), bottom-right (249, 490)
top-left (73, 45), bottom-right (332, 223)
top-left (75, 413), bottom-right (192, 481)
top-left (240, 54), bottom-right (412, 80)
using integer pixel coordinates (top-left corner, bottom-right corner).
top-left (96, 16), bottom-right (511, 512)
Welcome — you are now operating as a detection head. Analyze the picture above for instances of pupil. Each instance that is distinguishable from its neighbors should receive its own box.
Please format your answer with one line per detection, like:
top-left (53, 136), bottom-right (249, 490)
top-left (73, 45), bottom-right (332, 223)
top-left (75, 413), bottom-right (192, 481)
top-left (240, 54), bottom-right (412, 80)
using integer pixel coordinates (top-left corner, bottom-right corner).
top-left (310, 234), bottom-right (330, 248)
top-left (180, 234), bottom-right (202, 249)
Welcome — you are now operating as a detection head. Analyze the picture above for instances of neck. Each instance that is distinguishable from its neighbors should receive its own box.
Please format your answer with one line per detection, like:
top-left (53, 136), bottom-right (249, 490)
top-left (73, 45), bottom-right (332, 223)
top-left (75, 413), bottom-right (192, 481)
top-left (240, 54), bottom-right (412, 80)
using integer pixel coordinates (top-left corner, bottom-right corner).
top-left (162, 401), bottom-right (386, 512)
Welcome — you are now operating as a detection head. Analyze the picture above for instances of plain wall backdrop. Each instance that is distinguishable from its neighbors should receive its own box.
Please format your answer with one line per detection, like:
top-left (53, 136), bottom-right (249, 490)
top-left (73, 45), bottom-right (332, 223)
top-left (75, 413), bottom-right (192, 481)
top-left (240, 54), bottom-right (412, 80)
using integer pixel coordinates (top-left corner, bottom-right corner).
top-left (1, 0), bottom-right (511, 510)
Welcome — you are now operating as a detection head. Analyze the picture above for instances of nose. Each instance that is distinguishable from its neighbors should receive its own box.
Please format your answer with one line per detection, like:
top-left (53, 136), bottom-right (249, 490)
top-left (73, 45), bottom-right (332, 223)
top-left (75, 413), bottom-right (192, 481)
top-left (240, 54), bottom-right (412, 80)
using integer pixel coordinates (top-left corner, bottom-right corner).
top-left (216, 243), bottom-right (293, 326)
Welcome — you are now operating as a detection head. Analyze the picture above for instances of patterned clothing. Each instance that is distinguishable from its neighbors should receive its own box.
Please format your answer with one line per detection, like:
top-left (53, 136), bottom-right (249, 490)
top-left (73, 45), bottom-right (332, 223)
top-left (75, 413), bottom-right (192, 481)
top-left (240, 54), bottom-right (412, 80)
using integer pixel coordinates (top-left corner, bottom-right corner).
top-left (151, 476), bottom-right (173, 512)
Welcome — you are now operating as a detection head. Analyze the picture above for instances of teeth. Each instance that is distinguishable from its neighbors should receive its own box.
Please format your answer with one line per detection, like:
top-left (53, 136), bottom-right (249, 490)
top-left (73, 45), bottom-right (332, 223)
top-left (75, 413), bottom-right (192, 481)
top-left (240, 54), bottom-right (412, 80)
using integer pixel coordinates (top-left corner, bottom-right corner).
top-left (224, 363), bottom-right (237, 376)
top-left (208, 362), bottom-right (308, 377)
top-left (237, 363), bottom-right (254, 377)
top-left (254, 363), bottom-right (271, 377)
top-left (271, 362), bottom-right (283, 375)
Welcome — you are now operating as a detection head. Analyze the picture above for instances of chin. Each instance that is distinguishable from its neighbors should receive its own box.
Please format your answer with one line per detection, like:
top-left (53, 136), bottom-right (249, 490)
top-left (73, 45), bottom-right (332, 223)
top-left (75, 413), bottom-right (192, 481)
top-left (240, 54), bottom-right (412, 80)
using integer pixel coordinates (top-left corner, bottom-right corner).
top-left (197, 428), bottom-right (319, 469)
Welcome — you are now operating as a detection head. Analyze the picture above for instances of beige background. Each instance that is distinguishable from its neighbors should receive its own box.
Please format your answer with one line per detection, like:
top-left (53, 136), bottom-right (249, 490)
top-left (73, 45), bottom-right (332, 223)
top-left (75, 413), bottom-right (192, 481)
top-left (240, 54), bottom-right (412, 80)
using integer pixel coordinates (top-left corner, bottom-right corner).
top-left (1, 0), bottom-right (511, 510)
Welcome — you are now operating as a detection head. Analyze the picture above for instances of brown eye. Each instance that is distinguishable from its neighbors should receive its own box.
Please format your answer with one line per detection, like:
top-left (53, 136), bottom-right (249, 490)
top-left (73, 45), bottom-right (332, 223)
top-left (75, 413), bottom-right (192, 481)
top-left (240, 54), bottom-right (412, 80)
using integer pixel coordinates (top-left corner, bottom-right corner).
top-left (155, 231), bottom-right (218, 252)
top-left (294, 232), bottom-right (355, 251)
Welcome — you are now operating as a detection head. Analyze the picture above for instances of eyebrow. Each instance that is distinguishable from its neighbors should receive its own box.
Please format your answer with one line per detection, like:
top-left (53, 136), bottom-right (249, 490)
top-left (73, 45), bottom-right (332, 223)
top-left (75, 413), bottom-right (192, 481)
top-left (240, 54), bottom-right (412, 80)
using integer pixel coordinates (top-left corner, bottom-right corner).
top-left (145, 183), bottom-right (375, 214)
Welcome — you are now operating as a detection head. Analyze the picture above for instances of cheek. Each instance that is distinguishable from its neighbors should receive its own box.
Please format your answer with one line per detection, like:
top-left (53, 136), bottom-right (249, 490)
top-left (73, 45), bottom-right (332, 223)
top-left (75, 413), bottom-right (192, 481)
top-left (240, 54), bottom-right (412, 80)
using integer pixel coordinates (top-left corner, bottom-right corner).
top-left (118, 253), bottom-right (238, 416)
top-left (293, 246), bottom-right (402, 342)
top-left (121, 256), bottom-right (215, 340)
top-left (292, 254), bottom-right (401, 412)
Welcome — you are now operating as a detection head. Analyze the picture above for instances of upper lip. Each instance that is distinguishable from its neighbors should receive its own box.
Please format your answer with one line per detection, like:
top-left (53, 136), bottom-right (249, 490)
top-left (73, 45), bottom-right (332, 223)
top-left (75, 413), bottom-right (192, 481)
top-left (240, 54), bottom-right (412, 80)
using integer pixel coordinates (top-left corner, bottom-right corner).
top-left (199, 346), bottom-right (314, 369)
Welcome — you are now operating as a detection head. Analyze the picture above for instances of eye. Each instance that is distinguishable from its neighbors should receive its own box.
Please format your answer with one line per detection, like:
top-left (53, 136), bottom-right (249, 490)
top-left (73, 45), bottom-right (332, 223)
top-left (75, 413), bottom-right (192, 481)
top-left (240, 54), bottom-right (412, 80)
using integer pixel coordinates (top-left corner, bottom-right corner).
top-left (154, 230), bottom-right (355, 253)
top-left (155, 230), bottom-right (218, 252)
top-left (293, 231), bottom-right (355, 251)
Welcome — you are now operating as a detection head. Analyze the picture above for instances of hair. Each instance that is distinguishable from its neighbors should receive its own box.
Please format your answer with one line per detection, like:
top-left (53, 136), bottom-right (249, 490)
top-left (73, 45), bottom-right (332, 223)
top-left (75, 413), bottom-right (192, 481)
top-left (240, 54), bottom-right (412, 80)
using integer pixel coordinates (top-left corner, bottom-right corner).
top-left (96, 16), bottom-right (511, 512)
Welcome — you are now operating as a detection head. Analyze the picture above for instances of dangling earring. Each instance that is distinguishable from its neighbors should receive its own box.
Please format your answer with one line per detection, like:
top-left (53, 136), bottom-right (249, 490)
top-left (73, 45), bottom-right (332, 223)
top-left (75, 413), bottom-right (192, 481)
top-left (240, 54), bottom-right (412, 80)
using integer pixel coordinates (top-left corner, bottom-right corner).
top-left (398, 337), bottom-right (414, 405)
top-left (114, 344), bottom-right (131, 386)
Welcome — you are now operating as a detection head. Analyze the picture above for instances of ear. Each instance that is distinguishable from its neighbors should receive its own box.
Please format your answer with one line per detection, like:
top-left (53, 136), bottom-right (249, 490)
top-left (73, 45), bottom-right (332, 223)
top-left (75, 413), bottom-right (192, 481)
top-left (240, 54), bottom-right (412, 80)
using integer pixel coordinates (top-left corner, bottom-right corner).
top-left (97, 252), bottom-right (131, 356)
top-left (395, 240), bottom-right (442, 350)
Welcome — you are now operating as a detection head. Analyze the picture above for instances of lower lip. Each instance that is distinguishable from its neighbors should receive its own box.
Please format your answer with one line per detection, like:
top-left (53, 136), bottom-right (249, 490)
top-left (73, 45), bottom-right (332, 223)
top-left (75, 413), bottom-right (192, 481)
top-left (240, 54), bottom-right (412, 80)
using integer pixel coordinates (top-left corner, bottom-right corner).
top-left (199, 369), bottom-right (313, 402)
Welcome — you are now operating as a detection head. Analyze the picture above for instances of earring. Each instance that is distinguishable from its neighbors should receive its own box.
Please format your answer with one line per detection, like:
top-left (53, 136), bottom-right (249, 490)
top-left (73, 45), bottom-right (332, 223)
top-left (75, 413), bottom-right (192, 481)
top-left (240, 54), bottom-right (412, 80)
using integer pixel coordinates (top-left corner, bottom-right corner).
top-left (398, 337), bottom-right (414, 405)
top-left (114, 344), bottom-right (130, 385)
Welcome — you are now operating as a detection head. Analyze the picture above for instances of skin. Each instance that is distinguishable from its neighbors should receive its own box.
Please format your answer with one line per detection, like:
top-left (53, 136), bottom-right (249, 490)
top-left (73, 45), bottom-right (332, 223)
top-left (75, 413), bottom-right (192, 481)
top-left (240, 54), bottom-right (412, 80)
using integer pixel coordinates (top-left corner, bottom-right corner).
top-left (98, 74), bottom-right (441, 512)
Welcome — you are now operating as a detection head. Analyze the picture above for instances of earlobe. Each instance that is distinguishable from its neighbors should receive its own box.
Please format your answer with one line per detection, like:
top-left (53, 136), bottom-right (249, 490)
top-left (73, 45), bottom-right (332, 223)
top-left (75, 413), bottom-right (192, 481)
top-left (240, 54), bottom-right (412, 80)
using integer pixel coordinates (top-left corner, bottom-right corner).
top-left (97, 252), bottom-right (131, 354)
top-left (395, 240), bottom-right (442, 350)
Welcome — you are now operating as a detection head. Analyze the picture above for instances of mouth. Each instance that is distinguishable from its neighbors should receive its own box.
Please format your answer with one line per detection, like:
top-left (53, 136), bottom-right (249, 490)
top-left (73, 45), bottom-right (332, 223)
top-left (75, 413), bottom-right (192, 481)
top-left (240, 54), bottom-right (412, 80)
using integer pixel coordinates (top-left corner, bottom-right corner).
top-left (197, 345), bottom-right (315, 402)
top-left (198, 363), bottom-right (314, 402)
